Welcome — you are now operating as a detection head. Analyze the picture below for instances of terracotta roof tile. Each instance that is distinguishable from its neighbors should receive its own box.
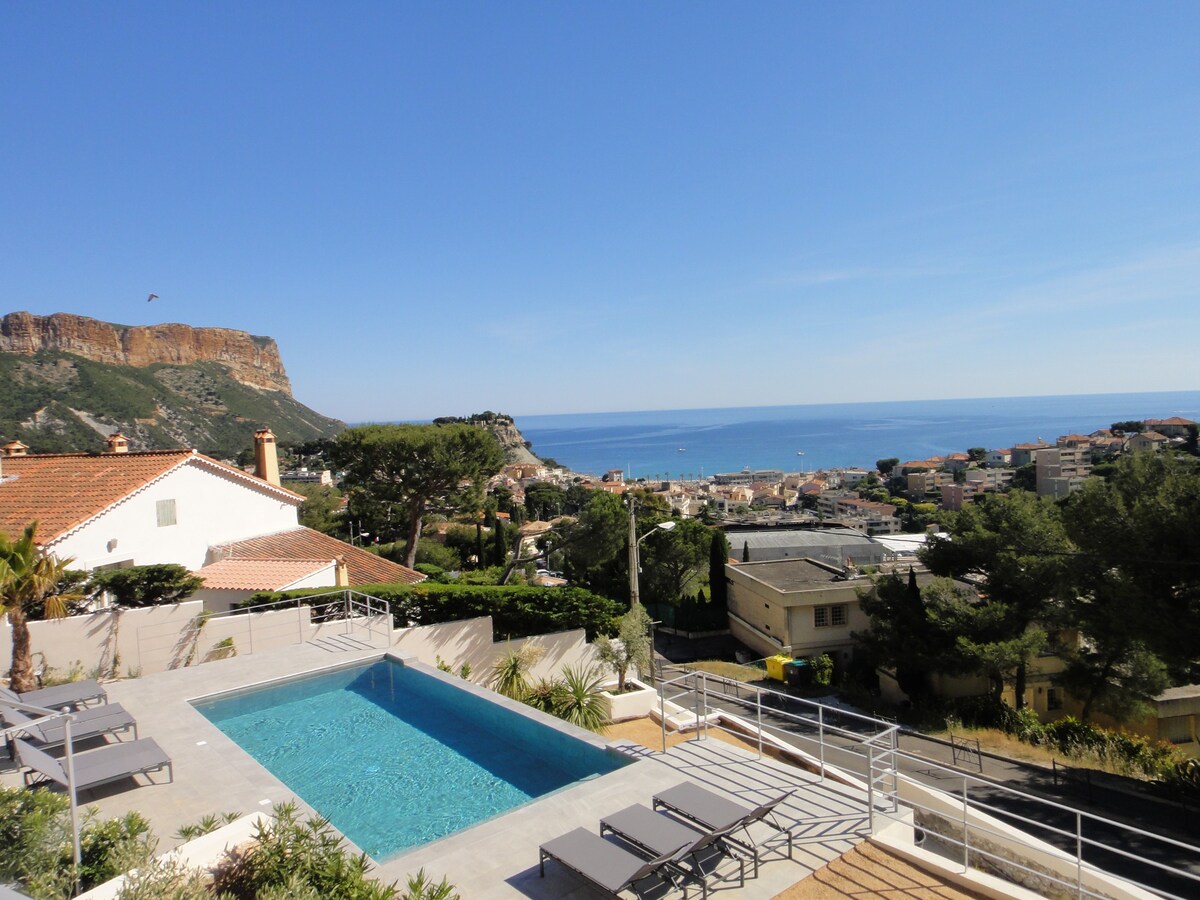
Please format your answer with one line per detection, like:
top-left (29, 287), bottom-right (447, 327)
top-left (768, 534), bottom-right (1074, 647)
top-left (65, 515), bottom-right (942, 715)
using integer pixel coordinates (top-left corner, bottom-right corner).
top-left (210, 527), bottom-right (423, 586)
top-left (197, 558), bottom-right (333, 591)
top-left (0, 450), bottom-right (303, 544)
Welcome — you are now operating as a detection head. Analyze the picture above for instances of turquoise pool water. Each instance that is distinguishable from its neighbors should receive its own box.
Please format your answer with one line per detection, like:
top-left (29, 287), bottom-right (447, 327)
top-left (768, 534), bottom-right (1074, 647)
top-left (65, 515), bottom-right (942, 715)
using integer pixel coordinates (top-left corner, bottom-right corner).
top-left (192, 659), bottom-right (626, 859)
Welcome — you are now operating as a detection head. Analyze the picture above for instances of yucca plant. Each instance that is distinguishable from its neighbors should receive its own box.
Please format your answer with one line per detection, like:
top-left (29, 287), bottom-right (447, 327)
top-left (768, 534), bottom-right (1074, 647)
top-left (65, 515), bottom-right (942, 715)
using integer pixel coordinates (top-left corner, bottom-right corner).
top-left (553, 664), bottom-right (608, 732)
top-left (489, 643), bottom-right (544, 701)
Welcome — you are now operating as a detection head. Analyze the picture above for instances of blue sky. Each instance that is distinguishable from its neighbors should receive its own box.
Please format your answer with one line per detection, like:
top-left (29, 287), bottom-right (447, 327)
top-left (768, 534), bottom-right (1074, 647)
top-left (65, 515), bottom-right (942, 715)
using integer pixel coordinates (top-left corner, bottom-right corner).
top-left (3, 3), bottom-right (1198, 422)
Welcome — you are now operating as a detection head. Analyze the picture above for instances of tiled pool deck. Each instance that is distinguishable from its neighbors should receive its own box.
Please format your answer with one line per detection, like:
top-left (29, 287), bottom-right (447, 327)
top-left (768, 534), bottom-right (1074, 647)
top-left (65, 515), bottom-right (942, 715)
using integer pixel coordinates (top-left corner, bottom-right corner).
top-left (2, 642), bottom-right (879, 898)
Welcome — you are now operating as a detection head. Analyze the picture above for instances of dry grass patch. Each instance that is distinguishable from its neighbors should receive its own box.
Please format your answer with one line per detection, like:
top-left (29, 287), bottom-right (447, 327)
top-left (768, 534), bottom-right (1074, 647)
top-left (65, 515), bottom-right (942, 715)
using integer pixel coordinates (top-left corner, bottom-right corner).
top-left (683, 659), bottom-right (767, 682)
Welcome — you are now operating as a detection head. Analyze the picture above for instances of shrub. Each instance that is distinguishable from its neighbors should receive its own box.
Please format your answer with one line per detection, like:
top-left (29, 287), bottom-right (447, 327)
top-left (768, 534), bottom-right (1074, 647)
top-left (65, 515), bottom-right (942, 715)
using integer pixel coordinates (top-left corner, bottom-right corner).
top-left (806, 653), bottom-right (834, 687)
top-left (401, 869), bottom-right (461, 900)
top-left (0, 787), bottom-right (70, 891)
top-left (113, 856), bottom-right (210, 900)
top-left (0, 788), bottom-right (156, 899)
top-left (212, 802), bottom-right (397, 900)
top-left (950, 697), bottom-right (1185, 781)
top-left (78, 811), bottom-right (155, 889)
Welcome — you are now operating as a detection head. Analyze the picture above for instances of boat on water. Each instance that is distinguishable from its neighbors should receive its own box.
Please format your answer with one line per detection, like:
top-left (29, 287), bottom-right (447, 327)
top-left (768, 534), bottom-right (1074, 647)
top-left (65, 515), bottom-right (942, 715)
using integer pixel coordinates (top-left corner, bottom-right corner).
top-left (677, 447), bottom-right (686, 451)
top-left (797, 450), bottom-right (805, 456)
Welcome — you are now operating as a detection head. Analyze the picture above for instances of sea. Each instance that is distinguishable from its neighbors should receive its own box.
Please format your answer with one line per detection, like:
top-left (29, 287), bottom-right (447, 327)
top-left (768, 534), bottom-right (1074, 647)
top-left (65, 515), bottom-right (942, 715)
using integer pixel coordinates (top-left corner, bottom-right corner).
top-left (513, 391), bottom-right (1200, 479)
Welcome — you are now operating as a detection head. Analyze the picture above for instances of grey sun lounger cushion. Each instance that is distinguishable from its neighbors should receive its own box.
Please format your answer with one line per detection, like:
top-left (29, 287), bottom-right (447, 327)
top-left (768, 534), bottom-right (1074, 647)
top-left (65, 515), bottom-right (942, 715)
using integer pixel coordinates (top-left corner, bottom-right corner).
top-left (0, 679), bottom-right (107, 710)
top-left (601, 804), bottom-right (746, 895)
top-left (652, 782), bottom-right (794, 862)
top-left (1, 703), bottom-right (136, 755)
top-left (15, 736), bottom-right (172, 792)
top-left (539, 827), bottom-right (689, 898)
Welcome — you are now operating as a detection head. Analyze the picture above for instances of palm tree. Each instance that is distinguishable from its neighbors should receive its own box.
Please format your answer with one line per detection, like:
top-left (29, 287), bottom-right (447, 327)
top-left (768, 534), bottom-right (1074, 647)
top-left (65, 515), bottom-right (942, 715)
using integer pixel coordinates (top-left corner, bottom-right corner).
top-left (1, 522), bottom-right (74, 692)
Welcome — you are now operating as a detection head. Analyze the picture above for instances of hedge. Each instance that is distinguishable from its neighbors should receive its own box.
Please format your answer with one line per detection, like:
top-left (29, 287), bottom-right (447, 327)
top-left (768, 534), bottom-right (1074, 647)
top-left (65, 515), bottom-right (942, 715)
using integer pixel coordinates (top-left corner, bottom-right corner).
top-left (244, 583), bottom-right (623, 641)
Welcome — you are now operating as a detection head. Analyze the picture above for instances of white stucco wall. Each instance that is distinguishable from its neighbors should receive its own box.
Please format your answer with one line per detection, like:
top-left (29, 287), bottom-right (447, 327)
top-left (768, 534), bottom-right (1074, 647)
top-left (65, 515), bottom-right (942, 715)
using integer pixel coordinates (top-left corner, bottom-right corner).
top-left (48, 459), bottom-right (301, 571)
top-left (391, 617), bottom-right (595, 685)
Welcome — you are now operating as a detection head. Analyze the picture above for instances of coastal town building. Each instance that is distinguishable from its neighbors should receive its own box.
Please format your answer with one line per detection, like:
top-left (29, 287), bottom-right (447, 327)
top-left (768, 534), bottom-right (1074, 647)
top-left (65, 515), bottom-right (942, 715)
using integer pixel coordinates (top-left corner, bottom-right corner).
top-left (965, 467), bottom-right (1015, 490)
top-left (723, 526), bottom-right (885, 568)
top-left (906, 470), bottom-right (953, 499)
top-left (713, 468), bottom-right (784, 486)
top-left (1036, 444), bottom-right (1092, 497)
top-left (1127, 430), bottom-right (1171, 453)
top-left (985, 448), bottom-right (1012, 467)
top-left (725, 558), bottom-right (872, 662)
top-left (1143, 416), bottom-right (1196, 439)
top-left (1010, 441), bottom-right (1051, 467)
top-left (280, 467), bottom-right (333, 486)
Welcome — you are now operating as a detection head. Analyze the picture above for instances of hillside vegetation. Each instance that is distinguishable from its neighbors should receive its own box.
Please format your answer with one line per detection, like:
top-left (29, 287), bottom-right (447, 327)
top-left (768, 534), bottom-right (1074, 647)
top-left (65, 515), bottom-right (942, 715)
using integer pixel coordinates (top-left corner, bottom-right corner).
top-left (0, 351), bottom-right (342, 457)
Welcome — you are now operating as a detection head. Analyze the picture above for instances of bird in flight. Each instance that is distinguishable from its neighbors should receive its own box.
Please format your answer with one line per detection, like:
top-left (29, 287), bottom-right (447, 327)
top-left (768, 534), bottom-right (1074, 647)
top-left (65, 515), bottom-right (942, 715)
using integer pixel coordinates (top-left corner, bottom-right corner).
top-left (147, 293), bottom-right (159, 302)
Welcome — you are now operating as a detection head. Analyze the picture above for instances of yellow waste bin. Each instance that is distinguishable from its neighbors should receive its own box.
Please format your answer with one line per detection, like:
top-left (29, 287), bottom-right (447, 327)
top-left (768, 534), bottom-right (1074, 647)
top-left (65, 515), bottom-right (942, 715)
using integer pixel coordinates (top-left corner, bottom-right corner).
top-left (765, 654), bottom-right (790, 681)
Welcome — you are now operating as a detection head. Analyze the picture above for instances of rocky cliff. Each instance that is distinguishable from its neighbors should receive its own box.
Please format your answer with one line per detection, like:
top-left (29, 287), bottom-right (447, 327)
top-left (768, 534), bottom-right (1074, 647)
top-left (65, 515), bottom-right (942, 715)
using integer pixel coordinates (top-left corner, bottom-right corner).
top-left (0, 312), bottom-right (291, 393)
top-left (0, 312), bottom-right (342, 457)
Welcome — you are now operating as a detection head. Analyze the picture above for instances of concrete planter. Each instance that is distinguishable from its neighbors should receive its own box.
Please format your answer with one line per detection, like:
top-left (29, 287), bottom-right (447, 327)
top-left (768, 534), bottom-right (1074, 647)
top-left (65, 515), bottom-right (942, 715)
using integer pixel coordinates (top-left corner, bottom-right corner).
top-left (601, 678), bottom-right (657, 723)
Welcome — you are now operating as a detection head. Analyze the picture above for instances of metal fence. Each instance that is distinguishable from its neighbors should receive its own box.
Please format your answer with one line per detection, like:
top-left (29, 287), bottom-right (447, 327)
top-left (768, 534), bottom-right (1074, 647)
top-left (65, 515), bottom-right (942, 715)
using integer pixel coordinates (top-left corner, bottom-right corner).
top-left (657, 669), bottom-right (1200, 900)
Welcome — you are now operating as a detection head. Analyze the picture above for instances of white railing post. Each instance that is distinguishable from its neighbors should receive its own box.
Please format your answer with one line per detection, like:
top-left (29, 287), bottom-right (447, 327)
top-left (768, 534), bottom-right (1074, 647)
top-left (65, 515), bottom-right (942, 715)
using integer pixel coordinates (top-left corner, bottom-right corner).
top-left (1076, 811), bottom-right (1084, 898)
top-left (962, 776), bottom-right (970, 872)
top-left (62, 712), bottom-right (82, 888)
top-left (866, 742), bottom-right (875, 834)
top-left (660, 679), bottom-right (667, 753)
top-left (818, 706), bottom-right (826, 780)
top-left (756, 686), bottom-right (763, 758)
top-left (246, 613), bottom-right (254, 655)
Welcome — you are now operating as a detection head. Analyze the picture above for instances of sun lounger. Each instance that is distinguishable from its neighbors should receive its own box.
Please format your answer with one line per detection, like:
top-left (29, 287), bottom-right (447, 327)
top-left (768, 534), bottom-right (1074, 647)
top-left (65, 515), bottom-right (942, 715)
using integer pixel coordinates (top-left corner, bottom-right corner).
top-left (0, 679), bottom-right (107, 710)
top-left (601, 803), bottom-right (748, 896)
top-left (652, 782), bottom-right (794, 869)
top-left (539, 826), bottom-right (690, 898)
top-left (1, 702), bottom-right (137, 758)
top-left (14, 736), bottom-right (172, 792)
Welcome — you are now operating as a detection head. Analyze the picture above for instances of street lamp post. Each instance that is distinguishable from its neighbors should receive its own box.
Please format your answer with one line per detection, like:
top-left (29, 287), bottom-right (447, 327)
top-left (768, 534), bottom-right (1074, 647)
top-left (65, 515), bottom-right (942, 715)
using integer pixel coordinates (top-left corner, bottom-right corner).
top-left (627, 497), bottom-right (676, 607)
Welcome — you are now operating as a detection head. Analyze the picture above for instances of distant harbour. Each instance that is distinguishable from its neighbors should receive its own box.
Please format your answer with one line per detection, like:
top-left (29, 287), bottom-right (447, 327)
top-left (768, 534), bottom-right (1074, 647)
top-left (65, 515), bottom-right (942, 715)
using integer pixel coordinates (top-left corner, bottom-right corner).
top-left (514, 391), bottom-right (1200, 479)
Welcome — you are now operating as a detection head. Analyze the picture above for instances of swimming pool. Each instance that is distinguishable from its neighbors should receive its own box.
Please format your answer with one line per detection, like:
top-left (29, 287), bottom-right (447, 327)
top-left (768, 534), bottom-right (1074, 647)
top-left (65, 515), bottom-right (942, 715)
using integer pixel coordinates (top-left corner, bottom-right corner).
top-left (192, 658), bottom-right (627, 859)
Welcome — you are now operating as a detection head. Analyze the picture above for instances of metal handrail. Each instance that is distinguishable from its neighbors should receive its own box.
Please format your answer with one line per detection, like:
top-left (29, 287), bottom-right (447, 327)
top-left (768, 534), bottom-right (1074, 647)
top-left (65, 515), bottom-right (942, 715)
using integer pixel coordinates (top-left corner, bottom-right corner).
top-left (660, 668), bottom-right (1199, 900)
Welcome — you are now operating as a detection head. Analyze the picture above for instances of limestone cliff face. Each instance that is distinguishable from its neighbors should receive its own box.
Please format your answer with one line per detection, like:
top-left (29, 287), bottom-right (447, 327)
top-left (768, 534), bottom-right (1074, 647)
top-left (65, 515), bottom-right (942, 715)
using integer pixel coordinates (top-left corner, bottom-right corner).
top-left (489, 419), bottom-right (542, 465)
top-left (0, 311), bottom-right (291, 393)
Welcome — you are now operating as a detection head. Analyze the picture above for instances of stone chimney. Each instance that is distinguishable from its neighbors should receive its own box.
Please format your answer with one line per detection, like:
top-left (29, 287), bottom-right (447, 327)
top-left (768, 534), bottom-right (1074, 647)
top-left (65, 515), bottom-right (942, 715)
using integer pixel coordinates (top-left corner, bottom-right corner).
top-left (1, 440), bottom-right (29, 457)
top-left (335, 556), bottom-right (349, 587)
top-left (105, 432), bottom-right (129, 454)
top-left (253, 427), bottom-right (281, 486)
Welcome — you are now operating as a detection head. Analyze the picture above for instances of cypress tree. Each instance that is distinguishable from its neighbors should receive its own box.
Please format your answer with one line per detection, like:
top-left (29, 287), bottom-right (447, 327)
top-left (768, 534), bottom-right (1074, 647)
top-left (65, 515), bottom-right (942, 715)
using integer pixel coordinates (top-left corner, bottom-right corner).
top-left (492, 521), bottom-right (507, 567)
top-left (709, 531), bottom-right (730, 608)
top-left (742, 540), bottom-right (750, 563)
top-left (475, 522), bottom-right (485, 569)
